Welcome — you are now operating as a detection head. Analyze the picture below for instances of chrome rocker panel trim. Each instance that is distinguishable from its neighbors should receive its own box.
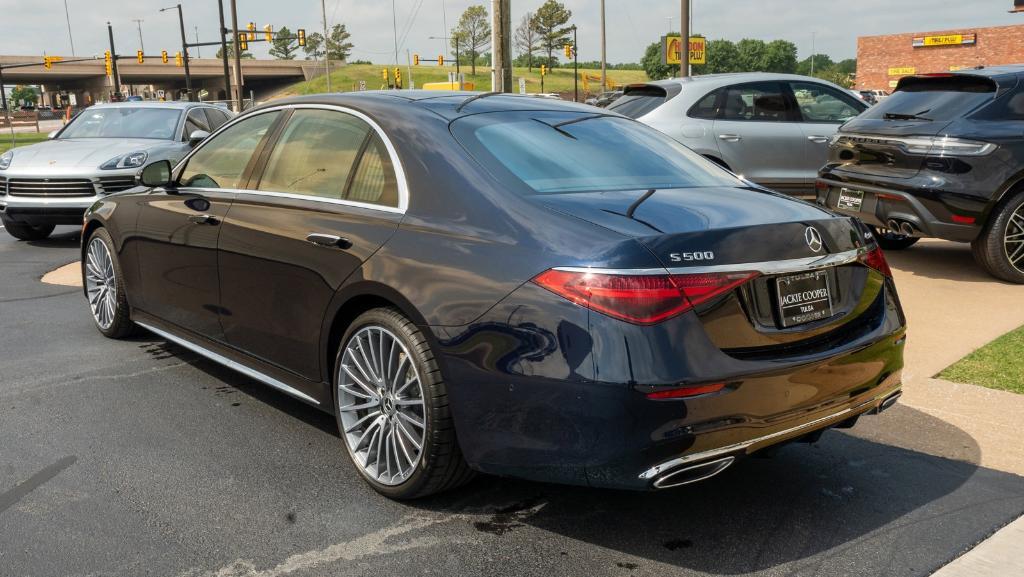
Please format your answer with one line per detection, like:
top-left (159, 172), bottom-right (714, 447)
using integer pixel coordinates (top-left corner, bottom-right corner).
top-left (136, 320), bottom-right (321, 406)
top-left (638, 385), bottom-right (902, 481)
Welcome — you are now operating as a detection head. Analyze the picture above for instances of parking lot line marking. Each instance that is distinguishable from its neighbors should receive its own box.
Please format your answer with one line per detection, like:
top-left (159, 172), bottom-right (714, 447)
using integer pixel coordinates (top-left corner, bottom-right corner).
top-left (0, 456), bottom-right (77, 515)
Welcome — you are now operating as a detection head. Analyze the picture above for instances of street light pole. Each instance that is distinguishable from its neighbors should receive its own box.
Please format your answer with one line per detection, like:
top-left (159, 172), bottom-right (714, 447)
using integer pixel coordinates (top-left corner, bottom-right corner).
top-left (216, 0), bottom-right (231, 107)
top-left (680, 0), bottom-right (690, 78)
top-left (572, 25), bottom-right (578, 102)
top-left (229, 0), bottom-right (243, 110)
top-left (64, 0), bottom-right (76, 56)
top-left (133, 19), bottom-right (145, 53)
top-left (107, 22), bottom-right (121, 98)
top-left (161, 5), bottom-right (194, 101)
top-left (321, 0), bottom-right (331, 92)
top-left (600, 0), bottom-right (606, 92)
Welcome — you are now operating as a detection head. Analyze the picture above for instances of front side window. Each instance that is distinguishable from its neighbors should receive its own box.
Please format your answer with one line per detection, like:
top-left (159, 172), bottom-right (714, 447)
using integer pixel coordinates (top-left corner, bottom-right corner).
top-left (204, 108), bottom-right (230, 130)
top-left (453, 111), bottom-right (741, 195)
top-left (257, 109), bottom-right (371, 200)
top-left (720, 82), bottom-right (792, 122)
top-left (179, 111), bottom-right (279, 189)
top-left (183, 108), bottom-right (211, 140)
top-left (59, 107), bottom-right (181, 139)
top-left (791, 82), bottom-right (863, 123)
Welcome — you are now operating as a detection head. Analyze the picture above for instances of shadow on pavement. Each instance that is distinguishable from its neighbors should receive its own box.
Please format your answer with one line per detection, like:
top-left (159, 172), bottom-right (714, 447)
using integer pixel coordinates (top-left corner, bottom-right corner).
top-left (25, 228), bottom-right (81, 249)
top-left (886, 240), bottom-right (1007, 285)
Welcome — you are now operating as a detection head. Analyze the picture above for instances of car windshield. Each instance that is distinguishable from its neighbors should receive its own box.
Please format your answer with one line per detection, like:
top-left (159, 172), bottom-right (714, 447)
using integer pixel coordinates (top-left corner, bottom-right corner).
top-left (453, 111), bottom-right (741, 195)
top-left (859, 75), bottom-right (997, 122)
top-left (59, 107), bottom-right (182, 139)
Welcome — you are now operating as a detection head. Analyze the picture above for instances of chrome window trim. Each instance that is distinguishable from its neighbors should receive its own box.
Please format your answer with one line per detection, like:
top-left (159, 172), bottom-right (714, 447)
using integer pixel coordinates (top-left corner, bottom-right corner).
top-left (175, 104), bottom-right (410, 214)
top-left (136, 320), bottom-right (321, 406)
top-left (638, 385), bottom-right (901, 481)
top-left (553, 246), bottom-right (868, 277)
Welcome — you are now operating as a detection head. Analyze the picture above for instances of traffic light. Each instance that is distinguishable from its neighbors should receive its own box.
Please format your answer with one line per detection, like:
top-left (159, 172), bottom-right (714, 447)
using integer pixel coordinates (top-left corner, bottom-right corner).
top-left (264, 24), bottom-right (273, 42)
top-left (239, 33), bottom-right (248, 51)
top-left (104, 51), bottom-right (113, 76)
top-left (297, 29), bottom-right (306, 46)
top-left (247, 22), bottom-right (255, 32)
top-left (394, 67), bottom-right (402, 89)
top-left (438, 55), bottom-right (444, 66)
top-left (413, 54), bottom-right (419, 66)
top-left (381, 68), bottom-right (389, 83)
top-left (175, 51), bottom-right (183, 67)
top-left (540, 64), bottom-right (547, 76)
top-left (44, 56), bottom-right (51, 70)
top-left (161, 50), bottom-right (168, 64)
top-left (137, 50), bottom-right (144, 64)
top-left (564, 44), bottom-right (572, 58)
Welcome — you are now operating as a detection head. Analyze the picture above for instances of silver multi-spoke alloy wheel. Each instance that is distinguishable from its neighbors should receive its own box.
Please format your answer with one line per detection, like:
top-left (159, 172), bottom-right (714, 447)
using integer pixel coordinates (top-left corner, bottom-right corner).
top-left (85, 236), bottom-right (117, 330)
top-left (337, 325), bottom-right (426, 486)
top-left (1006, 204), bottom-right (1024, 273)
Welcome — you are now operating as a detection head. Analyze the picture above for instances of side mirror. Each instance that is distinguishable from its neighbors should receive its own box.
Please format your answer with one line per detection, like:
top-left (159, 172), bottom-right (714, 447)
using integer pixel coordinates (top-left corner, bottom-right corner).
top-left (137, 160), bottom-right (174, 188)
top-left (47, 130), bottom-right (59, 139)
top-left (188, 129), bottom-right (210, 146)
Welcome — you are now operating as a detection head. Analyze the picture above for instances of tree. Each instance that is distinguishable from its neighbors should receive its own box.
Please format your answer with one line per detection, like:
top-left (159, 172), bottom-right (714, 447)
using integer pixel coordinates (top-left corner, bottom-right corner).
top-left (763, 39), bottom-right (798, 73)
top-left (326, 23), bottom-right (354, 61)
top-left (641, 39), bottom-right (677, 80)
top-left (11, 85), bottom-right (37, 106)
top-left (303, 32), bottom-right (324, 60)
top-left (835, 58), bottom-right (857, 75)
top-left (513, 12), bottom-right (540, 71)
top-left (796, 53), bottom-right (835, 76)
top-left (692, 39), bottom-right (741, 74)
top-left (532, 0), bottom-right (572, 68)
top-left (269, 26), bottom-right (299, 60)
top-left (452, 5), bottom-right (490, 75)
top-left (216, 42), bottom-right (253, 59)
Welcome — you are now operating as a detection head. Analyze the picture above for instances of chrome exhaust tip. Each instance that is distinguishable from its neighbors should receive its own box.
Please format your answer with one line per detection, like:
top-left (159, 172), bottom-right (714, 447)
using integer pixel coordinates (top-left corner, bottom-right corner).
top-left (653, 456), bottom-right (735, 489)
top-left (899, 222), bottom-right (916, 237)
top-left (886, 219), bottom-right (902, 235)
top-left (875, 391), bottom-right (902, 414)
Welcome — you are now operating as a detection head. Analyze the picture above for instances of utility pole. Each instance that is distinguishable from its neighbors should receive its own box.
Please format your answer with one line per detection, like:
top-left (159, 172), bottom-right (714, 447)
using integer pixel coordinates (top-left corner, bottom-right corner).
top-left (572, 25), bottom-right (578, 102)
top-left (492, 0), bottom-right (511, 92)
top-left (229, 0), bottom-right (243, 110)
top-left (811, 32), bottom-right (816, 75)
top-left (64, 0), bottom-right (76, 56)
top-left (600, 0), bottom-right (607, 92)
top-left (680, 0), bottom-right (690, 77)
top-left (107, 22), bottom-right (121, 98)
top-left (133, 19), bottom-right (145, 53)
top-left (322, 0), bottom-right (332, 91)
top-left (195, 26), bottom-right (201, 58)
top-left (162, 5), bottom-right (194, 101)
top-left (391, 0), bottom-right (399, 67)
top-left (217, 0), bottom-right (232, 107)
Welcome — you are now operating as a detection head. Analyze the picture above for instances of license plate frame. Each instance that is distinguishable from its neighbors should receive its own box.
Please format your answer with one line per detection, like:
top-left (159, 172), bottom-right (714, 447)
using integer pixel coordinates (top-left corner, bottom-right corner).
top-left (836, 187), bottom-right (865, 211)
top-left (775, 270), bottom-right (833, 328)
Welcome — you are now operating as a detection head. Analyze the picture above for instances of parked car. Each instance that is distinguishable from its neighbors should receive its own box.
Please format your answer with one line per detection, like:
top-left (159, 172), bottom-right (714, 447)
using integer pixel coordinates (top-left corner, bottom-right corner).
top-left (585, 90), bottom-right (623, 108)
top-left (82, 92), bottom-right (906, 499)
top-left (0, 101), bottom-right (234, 240)
top-left (857, 90), bottom-right (879, 105)
top-left (818, 67), bottom-right (1024, 283)
top-left (608, 73), bottom-right (868, 197)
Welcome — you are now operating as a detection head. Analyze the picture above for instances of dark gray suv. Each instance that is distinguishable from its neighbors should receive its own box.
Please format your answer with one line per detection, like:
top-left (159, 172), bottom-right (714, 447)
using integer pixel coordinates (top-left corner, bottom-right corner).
top-left (818, 66), bottom-right (1024, 283)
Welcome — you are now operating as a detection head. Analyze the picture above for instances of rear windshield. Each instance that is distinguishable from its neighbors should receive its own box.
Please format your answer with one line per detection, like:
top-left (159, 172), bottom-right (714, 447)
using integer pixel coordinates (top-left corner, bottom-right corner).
top-left (860, 75), bottom-right (997, 123)
top-left (606, 86), bottom-right (671, 118)
top-left (452, 111), bottom-right (741, 195)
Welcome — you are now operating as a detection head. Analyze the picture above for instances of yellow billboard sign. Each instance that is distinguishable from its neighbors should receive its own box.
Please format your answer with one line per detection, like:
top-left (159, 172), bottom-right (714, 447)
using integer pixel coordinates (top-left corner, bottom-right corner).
top-left (664, 36), bottom-right (707, 65)
top-left (912, 33), bottom-right (977, 47)
top-left (888, 67), bottom-right (916, 76)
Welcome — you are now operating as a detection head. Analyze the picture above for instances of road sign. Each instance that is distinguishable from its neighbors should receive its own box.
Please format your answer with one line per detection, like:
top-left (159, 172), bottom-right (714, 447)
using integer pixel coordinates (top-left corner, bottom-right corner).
top-left (664, 36), bottom-right (706, 65)
top-left (358, 80), bottom-right (366, 91)
top-left (519, 77), bottom-right (526, 94)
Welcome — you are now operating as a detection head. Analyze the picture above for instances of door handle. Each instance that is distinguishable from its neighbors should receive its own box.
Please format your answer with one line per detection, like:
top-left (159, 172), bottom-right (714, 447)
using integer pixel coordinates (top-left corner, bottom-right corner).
top-left (807, 135), bottom-right (829, 143)
top-left (718, 134), bottom-right (742, 142)
top-left (188, 214), bottom-right (219, 225)
top-left (306, 233), bottom-right (353, 249)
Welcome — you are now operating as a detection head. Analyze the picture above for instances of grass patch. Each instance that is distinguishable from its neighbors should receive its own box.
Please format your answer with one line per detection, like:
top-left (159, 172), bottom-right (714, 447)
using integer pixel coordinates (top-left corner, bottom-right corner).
top-left (938, 325), bottom-right (1024, 394)
top-left (0, 132), bottom-right (49, 153)
top-left (277, 63), bottom-right (648, 98)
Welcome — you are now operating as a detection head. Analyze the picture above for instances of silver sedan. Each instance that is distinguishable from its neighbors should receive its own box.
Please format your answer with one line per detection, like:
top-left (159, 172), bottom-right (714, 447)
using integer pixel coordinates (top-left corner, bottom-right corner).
top-left (0, 101), bottom-right (233, 240)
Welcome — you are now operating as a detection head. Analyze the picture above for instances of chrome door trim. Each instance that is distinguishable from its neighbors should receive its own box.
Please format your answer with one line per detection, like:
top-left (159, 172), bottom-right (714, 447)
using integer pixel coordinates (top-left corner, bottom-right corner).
top-left (553, 246), bottom-right (868, 277)
top-left (136, 320), bottom-right (321, 405)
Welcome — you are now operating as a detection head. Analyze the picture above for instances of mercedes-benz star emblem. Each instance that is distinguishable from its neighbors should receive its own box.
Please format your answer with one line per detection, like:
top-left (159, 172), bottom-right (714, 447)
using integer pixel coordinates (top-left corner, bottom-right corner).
top-left (805, 226), bottom-right (824, 253)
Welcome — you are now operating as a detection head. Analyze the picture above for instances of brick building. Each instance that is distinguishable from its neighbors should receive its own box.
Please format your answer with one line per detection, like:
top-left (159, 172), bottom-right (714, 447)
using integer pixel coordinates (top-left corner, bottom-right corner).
top-left (857, 24), bottom-right (1024, 91)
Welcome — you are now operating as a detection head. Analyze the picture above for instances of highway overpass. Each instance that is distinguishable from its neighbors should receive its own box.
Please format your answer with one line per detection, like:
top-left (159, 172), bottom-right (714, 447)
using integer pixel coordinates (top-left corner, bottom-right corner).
top-left (0, 55), bottom-right (330, 108)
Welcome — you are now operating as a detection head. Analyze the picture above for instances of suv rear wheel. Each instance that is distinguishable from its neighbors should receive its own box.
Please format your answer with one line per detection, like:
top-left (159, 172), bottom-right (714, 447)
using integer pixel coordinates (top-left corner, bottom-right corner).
top-left (870, 227), bottom-right (919, 251)
top-left (1, 215), bottom-right (55, 241)
top-left (972, 190), bottom-right (1024, 283)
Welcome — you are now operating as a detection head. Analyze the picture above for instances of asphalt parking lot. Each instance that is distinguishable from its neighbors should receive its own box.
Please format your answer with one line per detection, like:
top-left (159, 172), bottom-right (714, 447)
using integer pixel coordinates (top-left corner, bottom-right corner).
top-left (2, 228), bottom-right (1024, 577)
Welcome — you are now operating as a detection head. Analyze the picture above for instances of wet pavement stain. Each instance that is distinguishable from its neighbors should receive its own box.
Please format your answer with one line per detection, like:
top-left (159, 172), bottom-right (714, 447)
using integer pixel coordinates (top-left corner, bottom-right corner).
top-left (663, 539), bottom-right (693, 551)
top-left (472, 495), bottom-right (546, 536)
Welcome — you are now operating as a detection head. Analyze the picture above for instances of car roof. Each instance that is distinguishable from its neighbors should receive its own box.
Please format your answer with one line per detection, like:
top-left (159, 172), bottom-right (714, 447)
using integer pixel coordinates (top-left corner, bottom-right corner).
top-left (256, 91), bottom-right (600, 121)
top-left (88, 101), bottom-right (210, 110)
top-left (642, 72), bottom-right (835, 87)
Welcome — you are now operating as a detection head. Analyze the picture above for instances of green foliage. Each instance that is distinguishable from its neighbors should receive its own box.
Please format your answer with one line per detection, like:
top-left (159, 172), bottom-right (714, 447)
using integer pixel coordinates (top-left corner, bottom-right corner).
top-left (513, 12), bottom-right (540, 70)
top-left (796, 54), bottom-right (857, 87)
top-left (641, 39), bottom-right (677, 80)
top-left (940, 325), bottom-right (1024, 394)
top-left (532, 0), bottom-right (573, 68)
top-left (269, 26), bottom-right (299, 60)
top-left (796, 53), bottom-right (835, 76)
top-left (452, 5), bottom-right (490, 75)
top-left (10, 85), bottom-right (37, 106)
top-left (303, 32), bottom-right (324, 60)
top-left (216, 43), bottom-right (253, 60)
top-left (326, 24), bottom-right (354, 61)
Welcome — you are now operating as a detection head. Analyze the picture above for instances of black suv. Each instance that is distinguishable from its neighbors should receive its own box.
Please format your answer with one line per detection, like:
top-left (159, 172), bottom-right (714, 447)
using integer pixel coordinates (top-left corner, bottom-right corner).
top-left (817, 67), bottom-right (1024, 283)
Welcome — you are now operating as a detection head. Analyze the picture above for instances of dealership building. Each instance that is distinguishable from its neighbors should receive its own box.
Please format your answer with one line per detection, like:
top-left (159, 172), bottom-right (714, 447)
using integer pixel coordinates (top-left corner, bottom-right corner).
top-left (857, 23), bottom-right (1024, 91)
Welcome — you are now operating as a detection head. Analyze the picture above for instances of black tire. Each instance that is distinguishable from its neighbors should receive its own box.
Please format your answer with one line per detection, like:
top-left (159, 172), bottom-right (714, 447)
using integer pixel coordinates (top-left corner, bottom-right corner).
top-left (333, 307), bottom-right (473, 499)
top-left (1, 215), bottom-right (55, 241)
top-left (871, 226), bottom-right (920, 251)
top-left (83, 228), bottom-right (137, 338)
top-left (972, 190), bottom-right (1024, 284)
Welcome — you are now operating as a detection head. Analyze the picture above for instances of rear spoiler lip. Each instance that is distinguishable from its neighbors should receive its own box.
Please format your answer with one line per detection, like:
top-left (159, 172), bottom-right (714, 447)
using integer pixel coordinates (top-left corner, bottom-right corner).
top-left (894, 71), bottom-right (1017, 94)
top-left (621, 82), bottom-right (684, 100)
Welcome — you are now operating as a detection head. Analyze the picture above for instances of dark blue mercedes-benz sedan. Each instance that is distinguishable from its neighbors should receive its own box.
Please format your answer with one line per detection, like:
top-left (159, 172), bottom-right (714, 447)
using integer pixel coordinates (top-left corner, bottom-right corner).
top-left (81, 91), bottom-right (906, 498)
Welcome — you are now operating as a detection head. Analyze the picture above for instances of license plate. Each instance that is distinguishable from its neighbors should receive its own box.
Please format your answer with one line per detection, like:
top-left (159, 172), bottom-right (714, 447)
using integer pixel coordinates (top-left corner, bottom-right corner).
top-left (836, 187), bottom-right (864, 211)
top-left (775, 270), bottom-right (833, 327)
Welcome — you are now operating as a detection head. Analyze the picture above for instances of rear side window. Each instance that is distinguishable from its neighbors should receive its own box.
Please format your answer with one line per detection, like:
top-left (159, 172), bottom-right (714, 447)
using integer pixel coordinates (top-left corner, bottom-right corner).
top-left (688, 89), bottom-right (722, 119)
top-left (720, 82), bottom-right (793, 122)
top-left (453, 111), bottom-right (740, 195)
top-left (861, 75), bottom-right (998, 122)
top-left (607, 85), bottom-right (670, 118)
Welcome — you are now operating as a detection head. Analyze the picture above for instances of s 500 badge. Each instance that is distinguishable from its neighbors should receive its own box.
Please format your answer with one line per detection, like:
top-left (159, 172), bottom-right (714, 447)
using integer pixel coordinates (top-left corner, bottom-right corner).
top-left (670, 251), bottom-right (715, 262)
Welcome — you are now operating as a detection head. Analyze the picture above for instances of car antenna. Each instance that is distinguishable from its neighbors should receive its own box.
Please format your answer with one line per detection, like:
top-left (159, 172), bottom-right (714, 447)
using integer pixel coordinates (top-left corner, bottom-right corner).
top-left (626, 189), bottom-right (657, 219)
top-left (455, 91), bottom-right (504, 113)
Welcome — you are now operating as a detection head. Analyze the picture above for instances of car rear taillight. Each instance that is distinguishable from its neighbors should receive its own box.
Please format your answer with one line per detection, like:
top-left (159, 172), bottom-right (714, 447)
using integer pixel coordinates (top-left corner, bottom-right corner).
top-left (531, 269), bottom-right (758, 325)
top-left (860, 246), bottom-right (892, 277)
top-left (646, 382), bottom-right (726, 400)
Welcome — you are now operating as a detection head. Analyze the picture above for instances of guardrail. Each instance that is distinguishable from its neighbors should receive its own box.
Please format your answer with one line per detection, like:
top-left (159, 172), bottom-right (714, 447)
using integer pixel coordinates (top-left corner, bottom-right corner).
top-left (0, 110), bottom-right (40, 131)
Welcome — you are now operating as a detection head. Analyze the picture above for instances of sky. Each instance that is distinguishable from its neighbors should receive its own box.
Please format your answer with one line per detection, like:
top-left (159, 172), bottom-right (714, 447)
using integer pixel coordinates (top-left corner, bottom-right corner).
top-left (1, 0), bottom-right (1022, 65)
